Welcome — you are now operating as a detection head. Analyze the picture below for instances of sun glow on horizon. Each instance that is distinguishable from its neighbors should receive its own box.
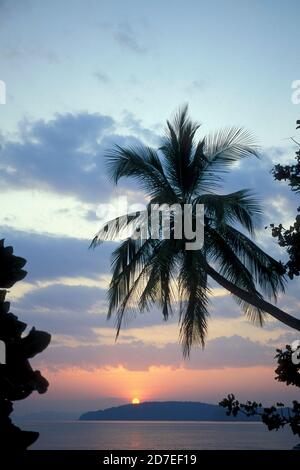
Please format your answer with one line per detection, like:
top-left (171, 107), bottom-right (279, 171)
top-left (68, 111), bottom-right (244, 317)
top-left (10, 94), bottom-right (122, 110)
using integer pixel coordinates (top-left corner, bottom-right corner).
top-left (132, 397), bottom-right (140, 404)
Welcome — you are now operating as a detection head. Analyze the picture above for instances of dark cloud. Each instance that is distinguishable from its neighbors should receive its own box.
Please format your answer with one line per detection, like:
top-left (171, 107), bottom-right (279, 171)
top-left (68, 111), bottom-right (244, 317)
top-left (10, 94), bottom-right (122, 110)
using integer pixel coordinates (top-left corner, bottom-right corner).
top-left (209, 292), bottom-right (244, 319)
top-left (34, 335), bottom-right (274, 372)
top-left (1, 109), bottom-right (297, 228)
top-left (16, 283), bottom-right (106, 314)
top-left (12, 282), bottom-right (108, 340)
top-left (3, 227), bottom-right (297, 346)
top-left (0, 226), bottom-right (113, 282)
top-left (0, 228), bottom-right (245, 348)
top-left (16, 307), bottom-right (107, 343)
top-left (0, 112), bottom-right (142, 202)
top-left (16, 308), bottom-right (104, 342)
top-left (224, 147), bottom-right (299, 227)
top-left (195, 335), bottom-right (274, 369)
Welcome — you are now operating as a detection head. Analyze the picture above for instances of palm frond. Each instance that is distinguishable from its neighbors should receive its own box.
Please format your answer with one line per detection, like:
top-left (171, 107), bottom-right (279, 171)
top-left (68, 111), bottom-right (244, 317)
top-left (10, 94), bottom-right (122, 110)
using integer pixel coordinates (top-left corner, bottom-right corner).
top-left (233, 295), bottom-right (265, 326)
top-left (205, 226), bottom-right (261, 294)
top-left (113, 260), bottom-right (153, 337)
top-left (139, 240), bottom-right (177, 319)
top-left (195, 189), bottom-right (262, 235)
top-left (108, 237), bottom-right (178, 336)
top-left (108, 237), bottom-right (157, 318)
top-left (204, 225), bottom-right (266, 325)
top-left (160, 105), bottom-right (201, 196)
top-left (178, 251), bottom-right (210, 356)
top-left (106, 145), bottom-right (177, 202)
top-left (90, 211), bottom-right (145, 247)
top-left (195, 127), bottom-right (259, 191)
top-left (217, 224), bottom-right (286, 299)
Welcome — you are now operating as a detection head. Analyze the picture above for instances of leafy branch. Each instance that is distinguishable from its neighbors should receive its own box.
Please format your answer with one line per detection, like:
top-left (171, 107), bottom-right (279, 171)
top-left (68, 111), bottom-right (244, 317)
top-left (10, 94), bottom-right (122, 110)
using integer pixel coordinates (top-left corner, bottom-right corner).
top-left (219, 343), bottom-right (300, 439)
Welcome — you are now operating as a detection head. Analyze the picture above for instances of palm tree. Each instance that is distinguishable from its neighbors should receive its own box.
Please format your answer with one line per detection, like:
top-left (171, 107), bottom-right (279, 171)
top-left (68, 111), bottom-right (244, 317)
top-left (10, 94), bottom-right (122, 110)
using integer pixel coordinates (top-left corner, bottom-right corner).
top-left (91, 106), bottom-right (300, 356)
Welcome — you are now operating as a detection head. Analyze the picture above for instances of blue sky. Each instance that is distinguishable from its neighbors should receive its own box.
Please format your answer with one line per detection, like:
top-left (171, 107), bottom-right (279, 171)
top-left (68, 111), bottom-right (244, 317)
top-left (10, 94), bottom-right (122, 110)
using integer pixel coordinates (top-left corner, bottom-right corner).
top-left (1, 0), bottom-right (300, 142)
top-left (0, 0), bottom-right (300, 416)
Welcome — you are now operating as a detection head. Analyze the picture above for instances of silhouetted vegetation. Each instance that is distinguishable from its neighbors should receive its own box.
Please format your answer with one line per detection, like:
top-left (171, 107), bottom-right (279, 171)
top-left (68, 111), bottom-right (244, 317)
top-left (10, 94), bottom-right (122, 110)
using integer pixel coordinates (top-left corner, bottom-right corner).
top-left (220, 123), bottom-right (300, 447)
top-left (269, 121), bottom-right (300, 279)
top-left (220, 343), bottom-right (300, 444)
top-left (0, 239), bottom-right (51, 451)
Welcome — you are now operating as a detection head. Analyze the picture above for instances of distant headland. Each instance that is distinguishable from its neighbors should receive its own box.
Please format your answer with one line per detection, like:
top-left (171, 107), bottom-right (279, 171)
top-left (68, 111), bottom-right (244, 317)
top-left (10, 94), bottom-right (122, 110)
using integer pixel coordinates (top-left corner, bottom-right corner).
top-left (79, 401), bottom-right (260, 421)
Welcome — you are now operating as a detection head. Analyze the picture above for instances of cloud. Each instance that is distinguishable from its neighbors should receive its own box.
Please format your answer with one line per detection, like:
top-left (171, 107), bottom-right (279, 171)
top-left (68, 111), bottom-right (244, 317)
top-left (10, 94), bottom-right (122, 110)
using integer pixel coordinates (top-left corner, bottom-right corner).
top-left (0, 45), bottom-right (60, 64)
top-left (34, 335), bottom-right (274, 372)
top-left (94, 70), bottom-right (111, 84)
top-left (209, 292), bottom-right (243, 319)
top-left (0, 112), bottom-right (144, 202)
top-left (3, 225), bottom-right (298, 347)
top-left (224, 147), bottom-right (299, 226)
top-left (0, 226), bottom-right (113, 282)
top-left (121, 111), bottom-right (160, 145)
top-left (113, 22), bottom-right (146, 54)
top-left (267, 332), bottom-right (300, 346)
top-left (2, 117), bottom-right (300, 379)
top-left (1, 109), bottom-right (297, 230)
top-left (16, 283), bottom-right (106, 314)
top-left (12, 281), bottom-right (109, 341)
top-left (219, 145), bottom-right (300, 262)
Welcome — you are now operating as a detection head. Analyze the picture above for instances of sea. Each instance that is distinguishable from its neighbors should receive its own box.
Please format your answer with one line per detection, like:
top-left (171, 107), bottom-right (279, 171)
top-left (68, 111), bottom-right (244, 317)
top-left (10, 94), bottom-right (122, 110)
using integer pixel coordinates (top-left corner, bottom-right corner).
top-left (16, 420), bottom-right (299, 450)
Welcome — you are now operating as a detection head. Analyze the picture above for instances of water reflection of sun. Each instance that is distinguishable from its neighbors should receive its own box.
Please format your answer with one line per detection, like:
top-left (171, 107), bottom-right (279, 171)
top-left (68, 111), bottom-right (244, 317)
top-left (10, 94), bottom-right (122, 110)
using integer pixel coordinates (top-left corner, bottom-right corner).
top-left (132, 397), bottom-right (140, 404)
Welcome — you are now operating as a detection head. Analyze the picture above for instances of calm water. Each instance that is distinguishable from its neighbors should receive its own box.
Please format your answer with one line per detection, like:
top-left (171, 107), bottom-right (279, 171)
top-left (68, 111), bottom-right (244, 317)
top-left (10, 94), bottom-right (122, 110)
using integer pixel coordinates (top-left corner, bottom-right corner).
top-left (17, 421), bottom-right (299, 450)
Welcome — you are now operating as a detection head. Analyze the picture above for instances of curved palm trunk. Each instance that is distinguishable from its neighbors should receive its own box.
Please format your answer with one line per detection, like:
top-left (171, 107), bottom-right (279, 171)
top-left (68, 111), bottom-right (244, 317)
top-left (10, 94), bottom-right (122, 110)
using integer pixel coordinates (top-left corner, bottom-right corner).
top-left (204, 262), bottom-right (300, 331)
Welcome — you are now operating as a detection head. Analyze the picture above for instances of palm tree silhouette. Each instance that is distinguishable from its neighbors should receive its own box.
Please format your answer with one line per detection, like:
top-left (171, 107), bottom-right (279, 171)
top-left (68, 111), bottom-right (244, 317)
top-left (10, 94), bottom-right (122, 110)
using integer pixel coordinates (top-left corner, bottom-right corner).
top-left (91, 106), bottom-right (300, 355)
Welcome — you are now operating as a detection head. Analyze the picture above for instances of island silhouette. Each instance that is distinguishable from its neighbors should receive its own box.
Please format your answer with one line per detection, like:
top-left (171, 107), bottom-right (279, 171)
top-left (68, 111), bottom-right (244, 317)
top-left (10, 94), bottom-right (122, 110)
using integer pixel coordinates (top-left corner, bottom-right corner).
top-left (79, 401), bottom-right (260, 421)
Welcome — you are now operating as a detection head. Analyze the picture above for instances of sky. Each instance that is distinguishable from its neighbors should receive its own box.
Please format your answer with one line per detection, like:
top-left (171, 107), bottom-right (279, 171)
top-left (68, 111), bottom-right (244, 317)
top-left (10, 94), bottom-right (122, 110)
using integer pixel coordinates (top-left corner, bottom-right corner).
top-left (0, 0), bottom-right (300, 417)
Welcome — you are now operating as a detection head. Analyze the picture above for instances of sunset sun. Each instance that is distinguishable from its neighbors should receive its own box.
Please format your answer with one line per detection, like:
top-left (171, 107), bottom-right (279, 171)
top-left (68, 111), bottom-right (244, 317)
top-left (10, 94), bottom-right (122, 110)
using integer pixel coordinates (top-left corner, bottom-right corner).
top-left (132, 398), bottom-right (140, 405)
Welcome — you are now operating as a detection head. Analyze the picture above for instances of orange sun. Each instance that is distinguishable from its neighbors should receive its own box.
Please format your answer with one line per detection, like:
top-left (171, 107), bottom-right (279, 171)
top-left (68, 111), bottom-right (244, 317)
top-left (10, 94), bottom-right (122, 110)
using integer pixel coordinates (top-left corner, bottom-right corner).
top-left (132, 397), bottom-right (140, 404)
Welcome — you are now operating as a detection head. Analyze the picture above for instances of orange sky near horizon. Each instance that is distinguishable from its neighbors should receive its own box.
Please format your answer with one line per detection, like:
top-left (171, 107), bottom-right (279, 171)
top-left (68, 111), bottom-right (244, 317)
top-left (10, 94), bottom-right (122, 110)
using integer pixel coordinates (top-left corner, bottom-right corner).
top-left (37, 364), bottom-right (296, 407)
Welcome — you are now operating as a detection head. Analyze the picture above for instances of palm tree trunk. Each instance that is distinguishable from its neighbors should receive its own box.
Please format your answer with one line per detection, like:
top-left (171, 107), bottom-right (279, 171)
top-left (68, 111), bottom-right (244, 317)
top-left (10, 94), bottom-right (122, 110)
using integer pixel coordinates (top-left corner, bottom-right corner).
top-left (204, 262), bottom-right (300, 331)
